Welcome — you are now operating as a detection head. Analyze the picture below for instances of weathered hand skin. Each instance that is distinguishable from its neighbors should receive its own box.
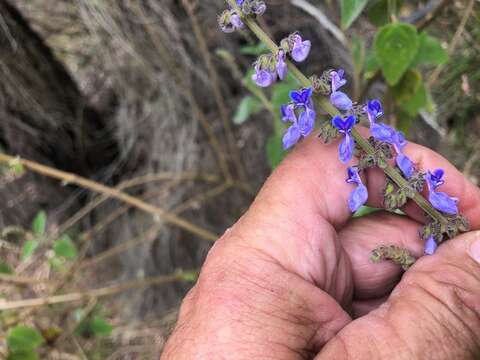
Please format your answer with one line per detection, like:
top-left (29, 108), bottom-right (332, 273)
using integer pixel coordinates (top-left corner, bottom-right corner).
top-left (161, 135), bottom-right (480, 359)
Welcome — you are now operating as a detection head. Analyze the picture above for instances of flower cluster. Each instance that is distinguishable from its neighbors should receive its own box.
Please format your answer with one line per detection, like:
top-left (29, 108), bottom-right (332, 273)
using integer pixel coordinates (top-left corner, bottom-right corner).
top-left (218, 0), bottom-right (266, 33)
top-left (280, 88), bottom-right (315, 149)
top-left (252, 33), bottom-right (311, 87)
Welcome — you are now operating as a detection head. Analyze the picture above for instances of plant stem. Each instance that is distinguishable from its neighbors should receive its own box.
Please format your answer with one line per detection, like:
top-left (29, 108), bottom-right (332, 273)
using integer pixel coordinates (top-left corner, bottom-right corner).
top-left (228, 0), bottom-right (448, 225)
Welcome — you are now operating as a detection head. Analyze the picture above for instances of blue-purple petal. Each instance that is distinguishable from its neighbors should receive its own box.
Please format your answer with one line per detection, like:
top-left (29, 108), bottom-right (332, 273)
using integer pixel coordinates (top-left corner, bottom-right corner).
top-left (370, 122), bottom-right (397, 143)
top-left (349, 184), bottom-right (368, 212)
top-left (346, 166), bottom-right (362, 185)
top-left (298, 109), bottom-right (315, 136)
top-left (330, 91), bottom-right (353, 111)
top-left (282, 125), bottom-right (301, 150)
top-left (291, 39), bottom-right (311, 62)
top-left (429, 191), bottom-right (458, 215)
top-left (424, 236), bottom-right (438, 255)
top-left (339, 133), bottom-right (354, 163)
top-left (396, 153), bottom-right (414, 179)
top-left (280, 104), bottom-right (296, 123)
top-left (252, 69), bottom-right (273, 87)
top-left (331, 70), bottom-right (347, 92)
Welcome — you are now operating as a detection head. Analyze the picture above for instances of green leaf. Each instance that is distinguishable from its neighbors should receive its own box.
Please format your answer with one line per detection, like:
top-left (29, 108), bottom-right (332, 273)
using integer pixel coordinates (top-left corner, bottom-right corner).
top-left (32, 211), bottom-right (46, 237)
top-left (391, 69), bottom-right (422, 102)
top-left (53, 235), bottom-right (77, 260)
top-left (7, 350), bottom-right (39, 360)
top-left (341, 0), bottom-right (368, 29)
top-left (367, 0), bottom-right (403, 26)
top-left (240, 42), bottom-right (269, 56)
top-left (7, 326), bottom-right (44, 352)
top-left (364, 51), bottom-right (380, 79)
top-left (401, 82), bottom-right (427, 116)
top-left (90, 316), bottom-right (113, 336)
top-left (21, 240), bottom-right (39, 261)
top-left (266, 135), bottom-right (286, 170)
top-left (353, 206), bottom-right (382, 218)
top-left (412, 32), bottom-right (448, 66)
top-left (374, 23), bottom-right (419, 85)
top-left (0, 261), bottom-right (13, 274)
top-left (233, 96), bottom-right (263, 125)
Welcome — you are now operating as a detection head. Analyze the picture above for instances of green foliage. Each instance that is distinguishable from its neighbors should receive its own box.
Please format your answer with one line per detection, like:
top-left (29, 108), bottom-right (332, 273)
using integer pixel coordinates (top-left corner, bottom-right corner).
top-left (76, 315), bottom-right (113, 338)
top-left (53, 235), bottom-right (78, 260)
top-left (266, 135), bottom-right (284, 169)
top-left (367, 0), bottom-right (403, 26)
top-left (412, 32), bottom-right (448, 66)
top-left (233, 96), bottom-right (263, 124)
top-left (21, 240), bottom-right (39, 261)
top-left (31, 211), bottom-right (46, 237)
top-left (7, 325), bottom-right (44, 360)
top-left (0, 261), bottom-right (13, 274)
top-left (341, 0), bottom-right (368, 29)
top-left (353, 206), bottom-right (382, 218)
top-left (240, 42), bottom-right (269, 56)
top-left (351, 36), bottom-right (366, 75)
top-left (374, 23), bottom-right (419, 85)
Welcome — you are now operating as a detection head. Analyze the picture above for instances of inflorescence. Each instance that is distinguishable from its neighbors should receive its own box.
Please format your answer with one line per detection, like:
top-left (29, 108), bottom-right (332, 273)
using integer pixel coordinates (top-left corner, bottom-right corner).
top-left (219, 0), bottom-right (469, 260)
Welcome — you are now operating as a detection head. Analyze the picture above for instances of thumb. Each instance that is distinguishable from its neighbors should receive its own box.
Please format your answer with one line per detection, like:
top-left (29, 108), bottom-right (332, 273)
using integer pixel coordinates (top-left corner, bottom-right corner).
top-left (317, 231), bottom-right (480, 359)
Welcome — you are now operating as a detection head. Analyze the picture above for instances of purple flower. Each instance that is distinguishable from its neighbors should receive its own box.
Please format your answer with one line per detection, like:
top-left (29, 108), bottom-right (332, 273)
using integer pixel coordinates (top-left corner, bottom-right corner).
top-left (428, 191), bottom-right (458, 215)
top-left (364, 99), bottom-right (384, 125)
top-left (424, 236), bottom-right (438, 255)
top-left (330, 91), bottom-right (353, 111)
top-left (291, 34), bottom-right (311, 62)
top-left (290, 87), bottom-right (313, 109)
top-left (332, 115), bottom-right (356, 163)
top-left (282, 108), bottom-right (315, 149)
top-left (280, 103), bottom-right (296, 123)
top-left (237, 0), bottom-right (244, 4)
top-left (252, 65), bottom-right (274, 87)
top-left (426, 169), bottom-right (445, 191)
top-left (346, 167), bottom-right (368, 212)
top-left (276, 50), bottom-right (288, 80)
top-left (396, 153), bottom-right (414, 179)
top-left (331, 69), bottom-right (347, 92)
top-left (230, 13), bottom-right (244, 29)
top-left (370, 122), bottom-right (397, 143)
top-left (252, 1), bottom-right (267, 15)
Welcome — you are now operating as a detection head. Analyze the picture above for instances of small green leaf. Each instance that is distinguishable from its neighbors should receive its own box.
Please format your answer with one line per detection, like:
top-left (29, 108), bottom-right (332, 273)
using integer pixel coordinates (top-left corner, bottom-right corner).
top-left (32, 211), bottom-right (46, 237)
top-left (392, 69), bottom-right (422, 102)
top-left (53, 235), bottom-right (77, 260)
top-left (266, 135), bottom-right (286, 170)
top-left (21, 240), bottom-right (39, 261)
top-left (401, 82), bottom-right (427, 116)
top-left (90, 316), bottom-right (113, 337)
top-left (7, 326), bottom-right (44, 352)
top-left (180, 270), bottom-right (198, 282)
top-left (233, 96), bottom-right (263, 125)
top-left (412, 32), bottom-right (448, 66)
top-left (341, 0), bottom-right (368, 29)
top-left (367, 0), bottom-right (403, 26)
top-left (0, 261), bottom-right (13, 274)
top-left (353, 206), bottom-right (382, 218)
top-left (374, 23), bottom-right (419, 85)
top-left (240, 42), bottom-right (270, 56)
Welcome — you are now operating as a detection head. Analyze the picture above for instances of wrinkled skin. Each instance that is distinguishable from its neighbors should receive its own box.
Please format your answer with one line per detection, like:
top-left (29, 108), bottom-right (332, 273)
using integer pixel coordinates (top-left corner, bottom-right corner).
top-left (162, 131), bottom-right (480, 359)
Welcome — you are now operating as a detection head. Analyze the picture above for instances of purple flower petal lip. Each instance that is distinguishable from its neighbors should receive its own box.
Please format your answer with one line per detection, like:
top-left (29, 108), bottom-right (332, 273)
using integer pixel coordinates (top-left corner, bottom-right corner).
top-left (252, 67), bottom-right (273, 87)
top-left (291, 35), bottom-right (311, 62)
top-left (346, 166), bottom-right (362, 185)
top-left (424, 236), bottom-right (438, 255)
top-left (364, 99), bottom-right (384, 124)
top-left (290, 88), bottom-right (313, 108)
top-left (396, 153), bottom-right (414, 179)
top-left (426, 169), bottom-right (445, 191)
top-left (332, 115), bottom-right (355, 133)
top-left (428, 191), bottom-right (458, 215)
top-left (339, 133), bottom-right (354, 163)
top-left (253, 2), bottom-right (267, 15)
top-left (349, 184), bottom-right (368, 212)
top-left (230, 13), bottom-right (244, 29)
top-left (282, 124), bottom-right (301, 150)
top-left (280, 104), bottom-right (296, 123)
top-left (331, 70), bottom-right (347, 92)
top-left (330, 91), bottom-right (353, 111)
top-left (236, 0), bottom-right (244, 5)
top-left (370, 122), bottom-right (397, 143)
top-left (276, 51), bottom-right (288, 80)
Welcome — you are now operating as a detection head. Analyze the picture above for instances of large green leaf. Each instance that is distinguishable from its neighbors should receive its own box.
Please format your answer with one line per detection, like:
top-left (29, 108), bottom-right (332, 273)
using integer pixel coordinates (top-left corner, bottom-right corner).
top-left (7, 326), bottom-right (44, 352)
top-left (374, 23), bottom-right (419, 85)
top-left (412, 32), bottom-right (448, 66)
top-left (341, 0), bottom-right (368, 29)
top-left (32, 211), bottom-right (46, 237)
top-left (53, 235), bottom-right (78, 260)
top-left (233, 96), bottom-right (263, 125)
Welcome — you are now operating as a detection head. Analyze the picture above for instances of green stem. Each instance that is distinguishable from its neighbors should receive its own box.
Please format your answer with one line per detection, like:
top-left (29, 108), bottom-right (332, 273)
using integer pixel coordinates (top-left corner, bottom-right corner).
top-left (228, 0), bottom-right (448, 225)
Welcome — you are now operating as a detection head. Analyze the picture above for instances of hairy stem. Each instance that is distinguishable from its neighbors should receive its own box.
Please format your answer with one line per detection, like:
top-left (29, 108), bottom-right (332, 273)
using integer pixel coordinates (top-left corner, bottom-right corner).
top-left (228, 0), bottom-right (448, 225)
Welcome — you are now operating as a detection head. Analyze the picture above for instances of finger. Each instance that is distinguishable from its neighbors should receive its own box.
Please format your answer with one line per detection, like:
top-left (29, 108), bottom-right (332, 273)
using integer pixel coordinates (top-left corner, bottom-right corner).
top-left (339, 211), bottom-right (423, 299)
top-left (352, 295), bottom-right (388, 318)
top-left (317, 231), bottom-right (480, 359)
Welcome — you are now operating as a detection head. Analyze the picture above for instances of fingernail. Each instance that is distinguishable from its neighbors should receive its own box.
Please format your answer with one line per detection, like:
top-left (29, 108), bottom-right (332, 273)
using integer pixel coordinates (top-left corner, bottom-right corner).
top-left (469, 235), bottom-right (480, 264)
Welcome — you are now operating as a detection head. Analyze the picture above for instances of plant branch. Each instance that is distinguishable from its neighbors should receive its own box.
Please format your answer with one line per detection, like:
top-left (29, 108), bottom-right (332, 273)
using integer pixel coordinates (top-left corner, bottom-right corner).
top-left (227, 0), bottom-right (448, 225)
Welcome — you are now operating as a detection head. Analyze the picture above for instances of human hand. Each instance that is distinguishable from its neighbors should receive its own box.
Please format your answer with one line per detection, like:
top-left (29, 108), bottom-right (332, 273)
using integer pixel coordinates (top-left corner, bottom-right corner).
top-left (161, 133), bottom-right (480, 359)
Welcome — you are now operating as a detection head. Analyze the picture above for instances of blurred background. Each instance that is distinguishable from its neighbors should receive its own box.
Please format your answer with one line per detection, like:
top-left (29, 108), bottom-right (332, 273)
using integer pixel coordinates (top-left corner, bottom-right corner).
top-left (0, 0), bottom-right (478, 358)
